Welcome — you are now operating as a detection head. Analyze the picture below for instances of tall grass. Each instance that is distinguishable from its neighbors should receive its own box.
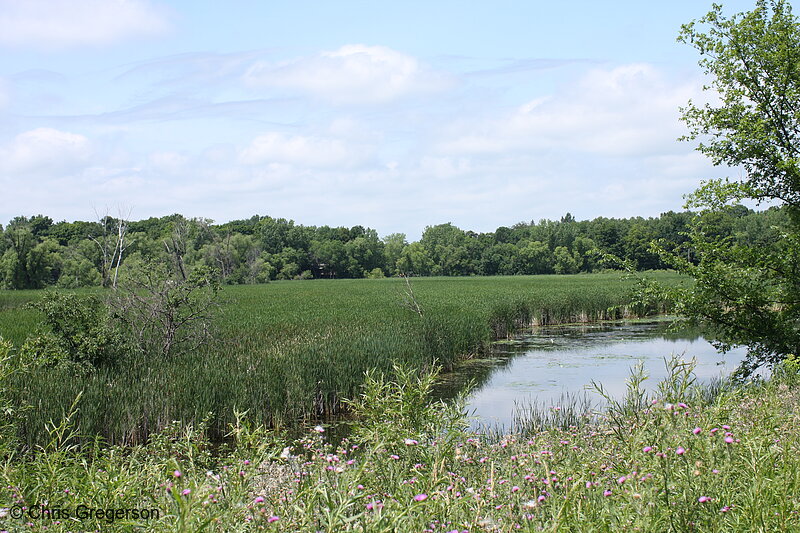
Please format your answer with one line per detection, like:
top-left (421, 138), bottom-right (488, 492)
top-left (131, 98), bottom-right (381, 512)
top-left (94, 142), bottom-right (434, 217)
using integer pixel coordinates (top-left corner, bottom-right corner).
top-left (0, 272), bottom-right (682, 446)
top-left (2, 355), bottom-right (799, 531)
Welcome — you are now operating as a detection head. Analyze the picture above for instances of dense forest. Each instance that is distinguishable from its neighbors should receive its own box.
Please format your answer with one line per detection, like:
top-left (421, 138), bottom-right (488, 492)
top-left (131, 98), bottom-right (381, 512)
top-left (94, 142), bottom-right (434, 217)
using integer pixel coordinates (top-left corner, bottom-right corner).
top-left (0, 206), bottom-right (786, 289)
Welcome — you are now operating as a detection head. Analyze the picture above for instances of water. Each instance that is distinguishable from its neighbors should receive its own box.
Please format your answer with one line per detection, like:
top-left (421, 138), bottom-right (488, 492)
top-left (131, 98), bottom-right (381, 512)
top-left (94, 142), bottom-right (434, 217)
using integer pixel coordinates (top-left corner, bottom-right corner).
top-left (435, 319), bottom-right (748, 431)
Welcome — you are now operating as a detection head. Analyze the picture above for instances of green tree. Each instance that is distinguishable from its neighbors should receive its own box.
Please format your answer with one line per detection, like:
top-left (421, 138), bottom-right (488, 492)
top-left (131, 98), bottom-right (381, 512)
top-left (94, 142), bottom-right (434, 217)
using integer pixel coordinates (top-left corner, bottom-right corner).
top-left (657, 0), bottom-right (800, 374)
top-left (382, 233), bottom-right (408, 277)
top-left (553, 246), bottom-right (578, 275)
top-left (396, 242), bottom-right (434, 276)
top-left (515, 240), bottom-right (554, 274)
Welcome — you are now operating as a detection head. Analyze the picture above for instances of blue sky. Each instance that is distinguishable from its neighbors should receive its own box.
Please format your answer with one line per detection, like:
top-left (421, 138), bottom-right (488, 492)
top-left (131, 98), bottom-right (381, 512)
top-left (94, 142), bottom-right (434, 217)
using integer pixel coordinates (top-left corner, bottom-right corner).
top-left (0, 0), bottom-right (766, 238)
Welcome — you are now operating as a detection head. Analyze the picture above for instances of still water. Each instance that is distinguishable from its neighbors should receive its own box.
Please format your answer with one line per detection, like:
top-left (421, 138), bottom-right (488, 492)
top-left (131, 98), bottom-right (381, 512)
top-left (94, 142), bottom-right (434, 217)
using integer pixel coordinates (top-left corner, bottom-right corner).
top-left (436, 319), bottom-right (748, 431)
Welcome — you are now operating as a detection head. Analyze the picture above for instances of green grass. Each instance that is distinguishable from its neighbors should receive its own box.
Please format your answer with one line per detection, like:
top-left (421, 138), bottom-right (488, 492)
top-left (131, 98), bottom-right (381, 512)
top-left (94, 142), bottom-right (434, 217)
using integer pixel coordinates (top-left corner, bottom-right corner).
top-left (1, 353), bottom-right (798, 532)
top-left (0, 272), bottom-right (683, 447)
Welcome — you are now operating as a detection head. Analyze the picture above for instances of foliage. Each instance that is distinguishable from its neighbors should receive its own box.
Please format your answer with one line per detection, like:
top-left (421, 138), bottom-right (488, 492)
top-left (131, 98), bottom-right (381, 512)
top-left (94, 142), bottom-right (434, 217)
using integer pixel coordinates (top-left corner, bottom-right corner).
top-left (23, 291), bottom-right (128, 370)
top-left (0, 208), bottom-right (787, 288)
top-left (678, 0), bottom-right (800, 207)
top-left (660, 0), bottom-right (800, 374)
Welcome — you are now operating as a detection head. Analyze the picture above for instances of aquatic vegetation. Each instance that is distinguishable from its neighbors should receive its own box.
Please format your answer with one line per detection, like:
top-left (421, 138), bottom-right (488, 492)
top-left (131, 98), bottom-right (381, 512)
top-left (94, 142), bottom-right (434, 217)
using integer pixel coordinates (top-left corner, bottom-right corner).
top-left (0, 356), bottom-right (797, 531)
top-left (0, 273), bottom-right (680, 446)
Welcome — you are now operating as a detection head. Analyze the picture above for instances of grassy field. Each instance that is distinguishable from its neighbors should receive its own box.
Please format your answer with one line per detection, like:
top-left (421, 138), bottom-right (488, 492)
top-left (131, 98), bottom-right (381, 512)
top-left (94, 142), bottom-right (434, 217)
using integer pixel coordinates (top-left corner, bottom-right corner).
top-left (0, 272), bottom-right (682, 447)
top-left (4, 272), bottom-right (796, 531)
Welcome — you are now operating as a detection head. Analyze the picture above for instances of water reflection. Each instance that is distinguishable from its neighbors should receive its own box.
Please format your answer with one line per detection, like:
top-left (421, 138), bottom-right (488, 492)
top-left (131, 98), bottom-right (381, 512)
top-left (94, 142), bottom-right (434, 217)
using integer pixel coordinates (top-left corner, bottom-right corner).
top-left (435, 319), bottom-right (747, 431)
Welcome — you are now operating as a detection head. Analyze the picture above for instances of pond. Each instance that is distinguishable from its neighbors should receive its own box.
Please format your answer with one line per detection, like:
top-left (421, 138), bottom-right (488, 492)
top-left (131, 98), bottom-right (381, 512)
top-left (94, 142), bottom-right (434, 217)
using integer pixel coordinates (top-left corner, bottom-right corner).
top-left (434, 319), bottom-right (749, 431)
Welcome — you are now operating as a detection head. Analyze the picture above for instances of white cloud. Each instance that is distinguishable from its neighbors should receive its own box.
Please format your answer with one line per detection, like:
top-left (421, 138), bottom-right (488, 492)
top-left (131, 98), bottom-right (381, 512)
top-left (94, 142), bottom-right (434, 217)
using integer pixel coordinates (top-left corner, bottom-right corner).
top-left (149, 151), bottom-right (188, 175)
top-left (244, 44), bottom-right (454, 105)
top-left (0, 0), bottom-right (170, 48)
top-left (0, 128), bottom-right (91, 174)
top-left (238, 132), bottom-right (370, 168)
top-left (436, 63), bottom-right (701, 158)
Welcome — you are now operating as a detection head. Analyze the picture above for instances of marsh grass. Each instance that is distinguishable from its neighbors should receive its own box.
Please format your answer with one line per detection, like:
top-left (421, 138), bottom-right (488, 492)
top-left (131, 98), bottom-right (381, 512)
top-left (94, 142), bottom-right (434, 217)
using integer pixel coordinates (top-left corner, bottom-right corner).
top-left (1, 273), bottom-right (680, 447)
top-left (1, 351), bottom-right (799, 531)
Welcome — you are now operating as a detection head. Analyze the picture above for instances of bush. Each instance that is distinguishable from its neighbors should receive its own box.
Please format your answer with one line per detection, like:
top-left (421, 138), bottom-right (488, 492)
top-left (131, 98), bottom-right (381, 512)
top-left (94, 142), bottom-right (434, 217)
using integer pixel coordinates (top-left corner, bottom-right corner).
top-left (25, 291), bottom-right (127, 369)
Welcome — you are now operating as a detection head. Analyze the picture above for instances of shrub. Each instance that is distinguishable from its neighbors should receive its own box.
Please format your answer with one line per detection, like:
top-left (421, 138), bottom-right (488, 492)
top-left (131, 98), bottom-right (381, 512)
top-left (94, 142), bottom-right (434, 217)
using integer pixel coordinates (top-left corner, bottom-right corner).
top-left (25, 291), bottom-right (127, 369)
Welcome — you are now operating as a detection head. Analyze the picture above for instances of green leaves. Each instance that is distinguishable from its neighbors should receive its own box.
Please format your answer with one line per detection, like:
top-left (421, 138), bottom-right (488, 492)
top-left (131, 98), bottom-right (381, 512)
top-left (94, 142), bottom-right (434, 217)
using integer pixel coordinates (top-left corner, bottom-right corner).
top-left (25, 291), bottom-right (127, 369)
top-left (679, 0), bottom-right (800, 207)
top-left (667, 1), bottom-right (800, 374)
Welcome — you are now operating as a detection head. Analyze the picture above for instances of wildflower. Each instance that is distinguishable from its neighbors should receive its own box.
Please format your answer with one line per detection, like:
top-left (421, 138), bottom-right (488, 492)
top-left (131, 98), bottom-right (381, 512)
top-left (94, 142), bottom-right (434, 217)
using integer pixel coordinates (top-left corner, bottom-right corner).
top-left (173, 470), bottom-right (182, 478)
top-left (725, 436), bottom-right (734, 444)
top-left (267, 516), bottom-right (279, 523)
top-left (720, 505), bottom-right (731, 513)
top-left (537, 494), bottom-right (546, 502)
top-left (414, 494), bottom-right (428, 502)
top-left (693, 427), bottom-right (702, 435)
top-left (676, 447), bottom-right (686, 455)
top-left (511, 486), bottom-right (520, 493)
top-left (698, 496), bottom-right (711, 503)
top-left (254, 496), bottom-right (264, 504)
top-left (182, 489), bottom-right (191, 496)
top-left (313, 425), bottom-right (325, 433)
top-left (617, 476), bottom-right (627, 484)
top-left (603, 490), bottom-right (612, 497)
top-left (404, 438), bottom-right (418, 446)
top-left (280, 447), bottom-right (291, 459)
top-left (643, 446), bottom-right (653, 453)
top-left (390, 454), bottom-right (400, 460)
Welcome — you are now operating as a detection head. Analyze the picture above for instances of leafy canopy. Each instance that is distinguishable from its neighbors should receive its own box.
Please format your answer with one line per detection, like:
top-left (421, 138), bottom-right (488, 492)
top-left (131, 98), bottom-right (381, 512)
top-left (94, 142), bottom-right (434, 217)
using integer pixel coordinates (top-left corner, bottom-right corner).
top-left (660, 0), bottom-right (800, 374)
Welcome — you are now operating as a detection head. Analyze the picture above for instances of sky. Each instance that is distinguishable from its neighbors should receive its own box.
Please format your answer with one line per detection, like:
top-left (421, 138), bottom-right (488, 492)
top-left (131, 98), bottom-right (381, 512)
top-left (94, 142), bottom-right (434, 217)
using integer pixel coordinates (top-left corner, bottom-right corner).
top-left (0, 0), bottom-right (769, 239)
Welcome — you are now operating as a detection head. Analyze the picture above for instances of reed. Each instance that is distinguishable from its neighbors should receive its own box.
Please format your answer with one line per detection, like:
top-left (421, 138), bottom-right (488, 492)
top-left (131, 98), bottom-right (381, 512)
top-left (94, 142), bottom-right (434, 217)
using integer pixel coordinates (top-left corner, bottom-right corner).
top-left (0, 272), bottom-right (682, 446)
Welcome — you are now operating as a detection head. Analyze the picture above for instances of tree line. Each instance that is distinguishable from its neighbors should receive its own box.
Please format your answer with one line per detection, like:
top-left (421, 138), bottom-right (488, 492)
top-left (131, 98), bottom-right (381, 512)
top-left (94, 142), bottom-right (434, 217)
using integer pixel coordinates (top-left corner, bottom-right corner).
top-left (0, 206), bottom-right (787, 289)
